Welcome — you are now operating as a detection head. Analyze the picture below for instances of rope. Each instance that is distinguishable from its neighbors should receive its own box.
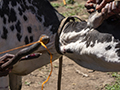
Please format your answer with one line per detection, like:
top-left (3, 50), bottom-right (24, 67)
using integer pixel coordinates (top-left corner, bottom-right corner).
top-left (63, 0), bottom-right (66, 5)
top-left (41, 41), bottom-right (53, 90)
top-left (0, 36), bottom-right (46, 55)
top-left (0, 42), bottom-right (37, 55)
top-left (0, 36), bottom-right (53, 90)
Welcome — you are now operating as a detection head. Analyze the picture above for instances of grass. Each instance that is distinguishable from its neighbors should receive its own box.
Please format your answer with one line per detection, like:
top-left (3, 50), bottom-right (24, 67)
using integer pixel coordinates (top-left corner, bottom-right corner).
top-left (66, 0), bottom-right (75, 4)
top-left (25, 81), bottom-right (31, 86)
top-left (51, 1), bottom-right (89, 20)
top-left (62, 3), bottom-right (88, 19)
top-left (51, 2), bottom-right (63, 8)
top-left (105, 72), bottom-right (120, 90)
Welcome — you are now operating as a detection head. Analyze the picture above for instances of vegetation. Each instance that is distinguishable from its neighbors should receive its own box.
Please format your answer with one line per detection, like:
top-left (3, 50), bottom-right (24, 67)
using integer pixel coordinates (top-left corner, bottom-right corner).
top-left (62, 3), bottom-right (87, 17)
top-left (51, 1), bottom-right (89, 20)
top-left (105, 72), bottom-right (120, 90)
top-left (66, 0), bottom-right (75, 4)
top-left (51, 3), bottom-right (63, 8)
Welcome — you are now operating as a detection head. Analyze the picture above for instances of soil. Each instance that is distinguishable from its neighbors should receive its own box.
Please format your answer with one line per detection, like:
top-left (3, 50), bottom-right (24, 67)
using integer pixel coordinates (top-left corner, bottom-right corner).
top-left (21, 0), bottom-right (116, 90)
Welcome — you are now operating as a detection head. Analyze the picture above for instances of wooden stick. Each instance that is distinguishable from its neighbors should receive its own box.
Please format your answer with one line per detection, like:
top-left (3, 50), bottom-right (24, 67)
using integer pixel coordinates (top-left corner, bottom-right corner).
top-left (57, 56), bottom-right (63, 90)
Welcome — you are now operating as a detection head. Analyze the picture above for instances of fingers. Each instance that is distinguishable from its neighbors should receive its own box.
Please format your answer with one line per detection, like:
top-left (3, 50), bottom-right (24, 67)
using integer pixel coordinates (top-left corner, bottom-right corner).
top-left (85, 0), bottom-right (105, 13)
top-left (85, 0), bottom-right (97, 13)
top-left (96, 0), bottom-right (114, 10)
top-left (96, 0), bottom-right (102, 4)
top-left (101, 1), bottom-right (120, 19)
top-left (87, 9), bottom-right (96, 13)
top-left (87, 0), bottom-right (96, 3)
top-left (96, 0), bottom-right (107, 10)
top-left (85, 2), bottom-right (94, 8)
top-left (0, 54), bottom-right (14, 77)
top-left (0, 53), bottom-right (14, 62)
top-left (86, 0), bottom-right (115, 12)
top-left (85, 2), bottom-right (96, 13)
top-left (0, 54), bottom-right (14, 67)
top-left (4, 53), bottom-right (14, 59)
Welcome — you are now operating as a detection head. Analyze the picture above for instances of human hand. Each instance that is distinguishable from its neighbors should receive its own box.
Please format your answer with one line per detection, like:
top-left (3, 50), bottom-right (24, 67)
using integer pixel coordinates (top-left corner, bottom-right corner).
top-left (85, 0), bottom-right (120, 19)
top-left (0, 54), bottom-right (14, 77)
top-left (102, 1), bottom-right (120, 18)
top-left (85, 0), bottom-right (113, 13)
top-left (96, 0), bottom-right (113, 10)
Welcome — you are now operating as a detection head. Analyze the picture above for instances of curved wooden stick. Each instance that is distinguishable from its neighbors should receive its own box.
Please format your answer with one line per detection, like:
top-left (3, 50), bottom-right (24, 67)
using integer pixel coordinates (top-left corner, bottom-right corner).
top-left (0, 35), bottom-right (50, 71)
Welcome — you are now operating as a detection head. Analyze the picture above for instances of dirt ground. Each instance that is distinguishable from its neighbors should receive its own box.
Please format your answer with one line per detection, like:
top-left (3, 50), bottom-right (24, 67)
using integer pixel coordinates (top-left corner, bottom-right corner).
top-left (21, 0), bottom-right (116, 90)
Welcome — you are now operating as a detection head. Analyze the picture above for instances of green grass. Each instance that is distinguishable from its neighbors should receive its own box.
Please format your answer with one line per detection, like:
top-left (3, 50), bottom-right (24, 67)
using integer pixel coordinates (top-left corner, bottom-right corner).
top-left (51, 2), bottom-right (63, 8)
top-left (62, 3), bottom-right (88, 19)
top-left (66, 0), bottom-right (75, 4)
top-left (25, 81), bottom-right (31, 86)
top-left (51, 1), bottom-right (89, 19)
top-left (105, 72), bottom-right (120, 90)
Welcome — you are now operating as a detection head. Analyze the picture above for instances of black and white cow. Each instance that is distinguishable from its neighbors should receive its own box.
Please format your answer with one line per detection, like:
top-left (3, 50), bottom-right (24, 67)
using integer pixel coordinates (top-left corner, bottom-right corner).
top-left (0, 0), bottom-right (64, 89)
top-left (0, 0), bottom-right (120, 90)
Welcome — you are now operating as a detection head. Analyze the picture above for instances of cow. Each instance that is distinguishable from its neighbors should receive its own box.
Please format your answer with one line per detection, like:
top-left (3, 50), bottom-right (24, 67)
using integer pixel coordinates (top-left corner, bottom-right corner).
top-left (0, 0), bottom-right (64, 89)
top-left (0, 0), bottom-right (120, 90)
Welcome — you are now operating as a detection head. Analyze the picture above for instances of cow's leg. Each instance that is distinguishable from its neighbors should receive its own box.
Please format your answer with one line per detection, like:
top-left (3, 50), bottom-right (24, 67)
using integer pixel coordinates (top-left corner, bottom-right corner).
top-left (9, 73), bottom-right (22, 90)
